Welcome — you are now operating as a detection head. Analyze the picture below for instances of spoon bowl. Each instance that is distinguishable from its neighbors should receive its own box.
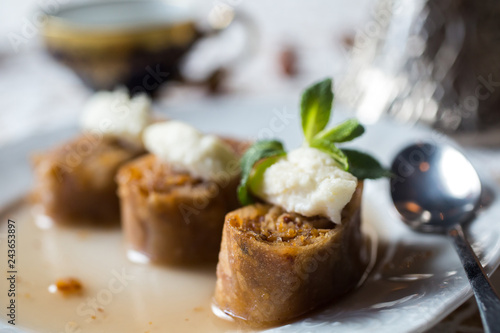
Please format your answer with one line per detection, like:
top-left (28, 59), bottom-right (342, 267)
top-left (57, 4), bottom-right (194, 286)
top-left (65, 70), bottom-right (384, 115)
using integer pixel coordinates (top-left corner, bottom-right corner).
top-left (391, 142), bottom-right (481, 232)
top-left (390, 142), bottom-right (500, 333)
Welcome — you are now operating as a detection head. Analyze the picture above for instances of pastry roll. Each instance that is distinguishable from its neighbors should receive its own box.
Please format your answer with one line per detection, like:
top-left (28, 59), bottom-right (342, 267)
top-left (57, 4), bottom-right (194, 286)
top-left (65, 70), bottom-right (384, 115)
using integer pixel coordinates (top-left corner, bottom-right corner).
top-left (214, 183), bottom-right (365, 326)
top-left (31, 89), bottom-right (151, 225)
top-left (117, 120), bottom-right (249, 265)
top-left (32, 136), bottom-right (144, 225)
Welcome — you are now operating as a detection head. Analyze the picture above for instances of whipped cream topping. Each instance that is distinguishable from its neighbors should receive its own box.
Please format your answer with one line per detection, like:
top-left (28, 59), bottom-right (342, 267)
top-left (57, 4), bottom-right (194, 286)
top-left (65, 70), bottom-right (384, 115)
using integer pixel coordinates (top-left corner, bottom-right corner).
top-left (253, 146), bottom-right (358, 223)
top-left (143, 121), bottom-right (240, 182)
top-left (80, 89), bottom-right (152, 145)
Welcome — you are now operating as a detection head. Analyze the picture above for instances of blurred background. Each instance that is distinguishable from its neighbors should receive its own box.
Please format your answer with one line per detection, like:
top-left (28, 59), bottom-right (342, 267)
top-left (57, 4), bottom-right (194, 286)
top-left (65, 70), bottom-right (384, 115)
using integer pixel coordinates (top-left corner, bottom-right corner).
top-left (2, 0), bottom-right (500, 331)
top-left (0, 0), bottom-right (372, 145)
top-left (3, 0), bottom-right (500, 147)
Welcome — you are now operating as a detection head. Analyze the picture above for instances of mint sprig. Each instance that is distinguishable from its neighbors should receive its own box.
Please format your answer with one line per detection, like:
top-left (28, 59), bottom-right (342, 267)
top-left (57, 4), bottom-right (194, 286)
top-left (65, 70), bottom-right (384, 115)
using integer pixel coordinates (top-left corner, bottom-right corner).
top-left (313, 118), bottom-right (365, 143)
top-left (310, 139), bottom-right (349, 170)
top-left (237, 78), bottom-right (390, 206)
top-left (301, 78), bottom-right (389, 179)
top-left (301, 78), bottom-right (333, 143)
top-left (238, 140), bottom-right (286, 205)
top-left (341, 149), bottom-right (393, 179)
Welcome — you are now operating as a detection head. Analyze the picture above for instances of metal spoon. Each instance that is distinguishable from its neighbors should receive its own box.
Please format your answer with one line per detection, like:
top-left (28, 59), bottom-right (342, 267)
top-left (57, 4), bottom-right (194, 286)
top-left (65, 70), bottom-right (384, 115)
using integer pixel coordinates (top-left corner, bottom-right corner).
top-left (390, 142), bottom-right (500, 333)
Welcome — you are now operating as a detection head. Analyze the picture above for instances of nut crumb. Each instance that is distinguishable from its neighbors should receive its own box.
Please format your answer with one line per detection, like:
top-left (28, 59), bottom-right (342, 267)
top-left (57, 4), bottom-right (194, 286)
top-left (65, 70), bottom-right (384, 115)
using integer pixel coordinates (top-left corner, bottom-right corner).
top-left (48, 278), bottom-right (83, 296)
top-left (341, 33), bottom-right (355, 49)
top-left (279, 45), bottom-right (298, 77)
top-left (97, 307), bottom-right (104, 313)
top-left (91, 315), bottom-right (96, 320)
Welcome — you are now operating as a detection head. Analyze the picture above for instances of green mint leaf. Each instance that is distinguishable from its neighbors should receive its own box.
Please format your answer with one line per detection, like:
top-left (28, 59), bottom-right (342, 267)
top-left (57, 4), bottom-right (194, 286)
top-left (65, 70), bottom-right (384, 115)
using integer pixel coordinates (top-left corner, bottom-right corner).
top-left (341, 149), bottom-right (392, 179)
top-left (238, 140), bottom-right (286, 205)
top-left (311, 139), bottom-right (349, 170)
top-left (313, 118), bottom-right (365, 143)
top-left (247, 155), bottom-right (283, 196)
top-left (301, 78), bottom-right (334, 143)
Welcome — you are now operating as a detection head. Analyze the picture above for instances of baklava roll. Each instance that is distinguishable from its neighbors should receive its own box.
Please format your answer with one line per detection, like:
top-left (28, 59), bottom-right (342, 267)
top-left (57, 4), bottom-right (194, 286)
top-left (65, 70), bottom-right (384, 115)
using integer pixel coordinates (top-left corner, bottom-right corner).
top-left (214, 183), bottom-right (365, 326)
top-left (117, 121), bottom-right (248, 265)
top-left (32, 135), bottom-right (144, 225)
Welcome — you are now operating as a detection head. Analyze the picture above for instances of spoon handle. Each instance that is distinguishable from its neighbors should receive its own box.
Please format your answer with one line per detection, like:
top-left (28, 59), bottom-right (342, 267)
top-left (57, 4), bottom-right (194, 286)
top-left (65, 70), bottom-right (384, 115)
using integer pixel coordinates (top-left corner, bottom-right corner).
top-left (449, 225), bottom-right (500, 333)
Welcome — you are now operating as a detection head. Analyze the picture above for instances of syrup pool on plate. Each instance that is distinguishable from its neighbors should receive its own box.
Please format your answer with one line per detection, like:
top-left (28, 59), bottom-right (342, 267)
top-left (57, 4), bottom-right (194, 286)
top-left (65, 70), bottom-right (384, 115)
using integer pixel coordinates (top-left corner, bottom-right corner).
top-left (0, 198), bottom-right (379, 333)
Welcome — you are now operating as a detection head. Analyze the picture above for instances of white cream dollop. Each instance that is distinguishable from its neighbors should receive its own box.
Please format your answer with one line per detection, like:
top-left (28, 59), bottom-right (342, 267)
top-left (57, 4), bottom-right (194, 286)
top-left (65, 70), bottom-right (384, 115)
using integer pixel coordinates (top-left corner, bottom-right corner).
top-left (143, 121), bottom-right (240, 182)
top-left (80, 89), bottom-right (152, 145)
top-left (254, 146), bottom-right (358, 224)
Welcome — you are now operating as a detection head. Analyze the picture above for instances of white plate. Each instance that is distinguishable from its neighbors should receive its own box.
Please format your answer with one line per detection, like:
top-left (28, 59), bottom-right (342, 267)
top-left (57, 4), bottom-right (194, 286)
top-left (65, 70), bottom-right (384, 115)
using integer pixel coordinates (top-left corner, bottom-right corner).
top-left (1, 98), bottom-right (500, 333)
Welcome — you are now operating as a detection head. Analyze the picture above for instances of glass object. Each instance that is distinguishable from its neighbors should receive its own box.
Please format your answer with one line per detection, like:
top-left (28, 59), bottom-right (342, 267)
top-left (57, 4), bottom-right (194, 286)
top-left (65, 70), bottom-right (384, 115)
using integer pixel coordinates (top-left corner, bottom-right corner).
top-left (339, 0), bottom-right (500, 145)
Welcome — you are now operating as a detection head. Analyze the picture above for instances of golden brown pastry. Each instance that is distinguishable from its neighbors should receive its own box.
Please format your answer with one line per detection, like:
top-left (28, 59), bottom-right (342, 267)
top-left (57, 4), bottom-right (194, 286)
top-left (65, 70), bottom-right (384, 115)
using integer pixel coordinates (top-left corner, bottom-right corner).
top-left (117, 138), bottom-right (249, 265)
top-left (214, 183), bottom-right (366, 326)
top-left (31, 135), bottom-right (144, 225)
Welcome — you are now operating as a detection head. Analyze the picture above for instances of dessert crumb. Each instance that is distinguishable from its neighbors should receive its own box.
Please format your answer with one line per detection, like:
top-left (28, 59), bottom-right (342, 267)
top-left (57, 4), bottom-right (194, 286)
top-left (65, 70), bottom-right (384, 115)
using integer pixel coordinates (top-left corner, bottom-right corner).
top-left (185, 318), bottom-right (189, 321)
top-left (278, 45), bottom-right (298, 77)
top-left (91, 315), bottom-right (96, 320)
top-left (148, 321), bottom-right (152, 325)
top-left (341, 33), bottom-right (355, 49)
top-left (97, 307), bottom-right (104, 313)
top-left (48, 277), bottom-right (83, 296)
top-left (193, 307), bottom-right (203, 312)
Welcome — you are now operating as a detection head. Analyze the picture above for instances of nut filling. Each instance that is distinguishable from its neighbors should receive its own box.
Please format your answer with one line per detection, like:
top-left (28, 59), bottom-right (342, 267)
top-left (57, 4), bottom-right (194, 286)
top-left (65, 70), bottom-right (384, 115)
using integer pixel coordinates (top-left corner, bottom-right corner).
top-left (232, 206), bottom-right (334, 246)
